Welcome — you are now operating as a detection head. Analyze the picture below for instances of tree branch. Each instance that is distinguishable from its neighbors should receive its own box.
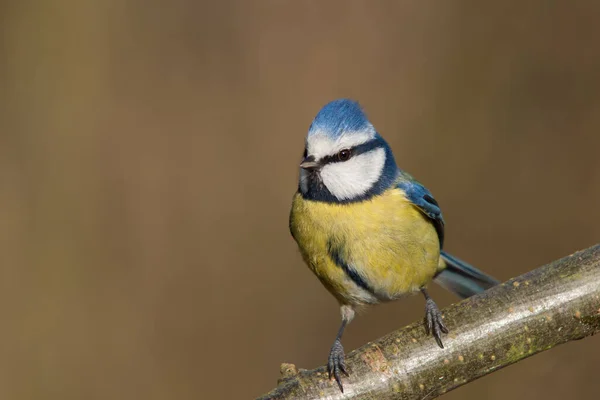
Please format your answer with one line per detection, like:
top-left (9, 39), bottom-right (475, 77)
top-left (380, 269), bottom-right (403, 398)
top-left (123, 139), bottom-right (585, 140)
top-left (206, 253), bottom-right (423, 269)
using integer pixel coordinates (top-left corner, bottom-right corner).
top-left (258, 244), bottom-right (600, 400)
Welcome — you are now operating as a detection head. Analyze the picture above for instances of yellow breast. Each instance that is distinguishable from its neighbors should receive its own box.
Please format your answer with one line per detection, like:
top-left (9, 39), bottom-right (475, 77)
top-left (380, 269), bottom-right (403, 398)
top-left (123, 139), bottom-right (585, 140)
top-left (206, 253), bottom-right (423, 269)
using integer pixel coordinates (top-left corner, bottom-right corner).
top-left (289, 187), bottom-right (440, 306)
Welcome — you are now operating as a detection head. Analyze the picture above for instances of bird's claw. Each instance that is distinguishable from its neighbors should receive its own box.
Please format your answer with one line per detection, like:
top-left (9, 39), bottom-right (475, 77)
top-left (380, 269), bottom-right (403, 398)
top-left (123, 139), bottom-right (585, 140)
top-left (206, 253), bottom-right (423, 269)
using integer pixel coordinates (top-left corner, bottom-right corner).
top-left (425, 298), bottom-right (448, 348)
top-left (327, 339), bottom-right (349, 392)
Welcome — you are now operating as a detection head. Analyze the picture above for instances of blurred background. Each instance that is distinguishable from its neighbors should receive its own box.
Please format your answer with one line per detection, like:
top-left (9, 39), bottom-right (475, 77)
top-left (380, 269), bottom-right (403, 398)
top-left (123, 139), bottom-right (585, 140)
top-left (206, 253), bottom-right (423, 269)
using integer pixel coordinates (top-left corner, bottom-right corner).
top-left (2, 1), bottom-right (600, 399)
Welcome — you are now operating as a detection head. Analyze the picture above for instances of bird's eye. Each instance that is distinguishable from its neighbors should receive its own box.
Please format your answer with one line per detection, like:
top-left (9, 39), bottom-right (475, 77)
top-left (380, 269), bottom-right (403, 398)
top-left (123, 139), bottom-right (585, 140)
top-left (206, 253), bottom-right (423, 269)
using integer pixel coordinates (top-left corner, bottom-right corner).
top-left (337, 149), bottom-right (351, 162)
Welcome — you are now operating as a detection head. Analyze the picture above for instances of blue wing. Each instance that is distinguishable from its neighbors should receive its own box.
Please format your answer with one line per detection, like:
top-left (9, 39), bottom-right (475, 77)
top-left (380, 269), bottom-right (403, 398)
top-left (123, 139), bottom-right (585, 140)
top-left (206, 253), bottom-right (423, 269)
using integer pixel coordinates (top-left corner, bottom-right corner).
top-left (398, 173), bottom-right (501, 297)
top-left (397, 173), bottom-right (445, 248)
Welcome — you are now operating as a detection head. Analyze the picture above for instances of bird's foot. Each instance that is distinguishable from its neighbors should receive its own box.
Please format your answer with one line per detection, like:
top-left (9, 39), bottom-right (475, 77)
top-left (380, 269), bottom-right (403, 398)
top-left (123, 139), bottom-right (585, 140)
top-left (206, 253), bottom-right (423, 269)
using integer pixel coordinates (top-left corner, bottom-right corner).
top-left (328, 339), bottom-right (349, 392)
top-left (425, 297), bottom-right (448, 348)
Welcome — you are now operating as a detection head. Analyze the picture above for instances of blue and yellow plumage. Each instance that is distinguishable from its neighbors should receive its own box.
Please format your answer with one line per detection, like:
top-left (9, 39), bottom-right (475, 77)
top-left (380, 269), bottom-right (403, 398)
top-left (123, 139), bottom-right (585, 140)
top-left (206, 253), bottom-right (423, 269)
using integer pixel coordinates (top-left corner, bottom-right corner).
top-left (289, 99), bottom-right (499, 392)
top-left (291, 182), bottom-right (440, 304)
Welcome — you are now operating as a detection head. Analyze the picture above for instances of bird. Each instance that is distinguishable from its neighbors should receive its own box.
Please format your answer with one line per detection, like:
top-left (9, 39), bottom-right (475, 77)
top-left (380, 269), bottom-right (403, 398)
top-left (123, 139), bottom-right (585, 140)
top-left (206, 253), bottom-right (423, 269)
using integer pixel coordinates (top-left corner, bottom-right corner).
top-left (289, 99), bottom-right (499, 392)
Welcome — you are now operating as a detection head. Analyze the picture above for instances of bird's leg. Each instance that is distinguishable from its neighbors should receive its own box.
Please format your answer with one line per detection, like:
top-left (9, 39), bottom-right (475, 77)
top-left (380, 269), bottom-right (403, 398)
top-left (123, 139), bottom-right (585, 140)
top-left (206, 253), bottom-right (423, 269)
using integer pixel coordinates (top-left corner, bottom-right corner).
top-left (328, 320), bottom-right (348, 391)
top-left (328, 305), bottom-right (354, 392)
top-left (421, 288), bottom-right (448, 348)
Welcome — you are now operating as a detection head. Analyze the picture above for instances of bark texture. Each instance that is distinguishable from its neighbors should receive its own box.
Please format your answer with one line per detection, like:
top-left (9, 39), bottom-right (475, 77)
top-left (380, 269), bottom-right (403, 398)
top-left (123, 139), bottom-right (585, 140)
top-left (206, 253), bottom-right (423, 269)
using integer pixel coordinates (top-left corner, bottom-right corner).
top-left (259, 244), bottom-right (600, 400)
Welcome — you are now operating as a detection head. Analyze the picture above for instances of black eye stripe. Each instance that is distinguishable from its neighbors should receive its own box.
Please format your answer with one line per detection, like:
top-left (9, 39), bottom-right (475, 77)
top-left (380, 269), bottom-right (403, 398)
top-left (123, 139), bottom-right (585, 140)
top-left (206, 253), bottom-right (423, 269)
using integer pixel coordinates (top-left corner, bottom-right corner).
top-left (319, 138), bottom-right (383, 165)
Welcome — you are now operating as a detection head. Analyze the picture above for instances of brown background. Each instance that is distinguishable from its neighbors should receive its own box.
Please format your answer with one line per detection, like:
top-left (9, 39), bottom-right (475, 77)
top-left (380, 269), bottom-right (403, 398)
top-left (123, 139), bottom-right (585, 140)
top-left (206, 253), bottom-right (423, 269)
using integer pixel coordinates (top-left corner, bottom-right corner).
top-left (2, 1), bottom-right (600, 399)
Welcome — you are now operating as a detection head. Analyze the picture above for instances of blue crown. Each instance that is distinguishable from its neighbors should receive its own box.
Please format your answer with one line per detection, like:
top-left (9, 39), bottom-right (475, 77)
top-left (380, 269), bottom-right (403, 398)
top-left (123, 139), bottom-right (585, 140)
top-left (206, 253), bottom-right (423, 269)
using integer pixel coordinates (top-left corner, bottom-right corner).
top-left (308, 99), bottom-right (373, 139)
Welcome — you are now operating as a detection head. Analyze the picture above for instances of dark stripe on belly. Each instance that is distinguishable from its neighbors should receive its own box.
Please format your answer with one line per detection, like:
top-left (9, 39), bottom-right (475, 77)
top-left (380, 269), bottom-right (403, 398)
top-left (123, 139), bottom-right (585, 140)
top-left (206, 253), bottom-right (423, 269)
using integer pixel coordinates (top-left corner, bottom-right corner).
top-left (327, 240), bottom-right (376, 295)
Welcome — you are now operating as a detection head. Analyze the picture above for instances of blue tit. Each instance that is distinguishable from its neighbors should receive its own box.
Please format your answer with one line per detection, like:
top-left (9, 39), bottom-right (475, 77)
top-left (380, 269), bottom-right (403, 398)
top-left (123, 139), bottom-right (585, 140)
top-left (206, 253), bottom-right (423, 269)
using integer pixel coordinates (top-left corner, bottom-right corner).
top-left (289, 99), bottom-right (499, 392)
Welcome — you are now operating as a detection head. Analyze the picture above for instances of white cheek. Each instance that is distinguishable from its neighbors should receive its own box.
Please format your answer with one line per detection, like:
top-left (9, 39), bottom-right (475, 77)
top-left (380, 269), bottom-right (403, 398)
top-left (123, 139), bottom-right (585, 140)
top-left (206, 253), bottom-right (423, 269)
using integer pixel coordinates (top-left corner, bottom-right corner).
top-left (320, 148), bottom-right (386, 200)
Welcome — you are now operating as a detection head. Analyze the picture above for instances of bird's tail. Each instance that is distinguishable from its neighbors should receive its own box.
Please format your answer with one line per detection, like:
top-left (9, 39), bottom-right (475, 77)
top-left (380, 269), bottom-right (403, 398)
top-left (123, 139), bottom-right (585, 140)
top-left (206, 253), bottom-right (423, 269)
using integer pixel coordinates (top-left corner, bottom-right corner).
top-left (434, 251), bottom-right (500, 299)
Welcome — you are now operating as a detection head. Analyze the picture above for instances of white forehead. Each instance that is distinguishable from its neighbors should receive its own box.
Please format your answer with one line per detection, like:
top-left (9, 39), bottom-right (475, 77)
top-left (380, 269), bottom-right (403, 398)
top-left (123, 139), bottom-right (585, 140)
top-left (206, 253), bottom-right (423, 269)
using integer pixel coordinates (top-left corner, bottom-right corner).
top-left (306, 129), bottom-right (376, 160)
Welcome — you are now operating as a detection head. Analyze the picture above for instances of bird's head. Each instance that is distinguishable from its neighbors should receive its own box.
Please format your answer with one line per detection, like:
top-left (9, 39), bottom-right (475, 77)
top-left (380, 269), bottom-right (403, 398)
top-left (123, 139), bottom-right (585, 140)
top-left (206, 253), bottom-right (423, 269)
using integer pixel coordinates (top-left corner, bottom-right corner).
top-left (299, 99), bottom-right (398, 203)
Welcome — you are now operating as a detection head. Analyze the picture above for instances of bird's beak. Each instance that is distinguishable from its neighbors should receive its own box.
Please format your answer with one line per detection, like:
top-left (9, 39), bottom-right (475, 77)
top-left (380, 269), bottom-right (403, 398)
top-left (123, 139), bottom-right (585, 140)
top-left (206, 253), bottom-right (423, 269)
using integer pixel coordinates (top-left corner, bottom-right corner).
top-left (300, 155), bottom-right (320, 171)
